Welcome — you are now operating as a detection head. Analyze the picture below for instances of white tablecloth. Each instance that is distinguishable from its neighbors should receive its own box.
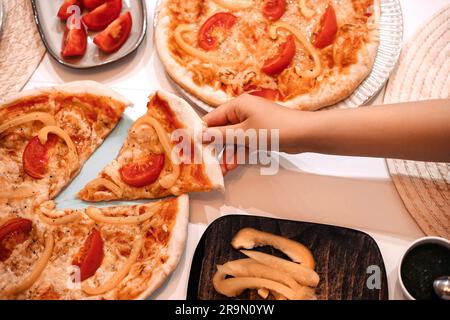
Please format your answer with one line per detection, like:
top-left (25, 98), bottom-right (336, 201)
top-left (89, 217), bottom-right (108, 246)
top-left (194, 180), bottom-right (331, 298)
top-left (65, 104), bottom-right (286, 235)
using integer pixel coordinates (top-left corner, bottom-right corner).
top-left (24, 0), bottom-right (449, 300)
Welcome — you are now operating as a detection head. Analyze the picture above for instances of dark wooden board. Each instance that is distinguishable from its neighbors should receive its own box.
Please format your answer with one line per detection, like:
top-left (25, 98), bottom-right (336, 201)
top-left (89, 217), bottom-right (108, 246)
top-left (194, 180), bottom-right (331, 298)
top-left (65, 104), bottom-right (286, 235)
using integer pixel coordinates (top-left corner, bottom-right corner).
top-left (187, 215), bottom-right (388, 300)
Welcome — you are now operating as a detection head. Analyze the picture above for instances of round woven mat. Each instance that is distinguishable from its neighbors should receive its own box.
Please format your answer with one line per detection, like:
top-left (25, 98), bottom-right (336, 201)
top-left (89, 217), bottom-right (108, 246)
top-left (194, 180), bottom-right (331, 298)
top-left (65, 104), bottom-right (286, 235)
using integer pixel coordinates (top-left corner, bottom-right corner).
top-left (384, 4), bottom-right (450, 239)
top-left (0, 0), bottom-right (46, 99)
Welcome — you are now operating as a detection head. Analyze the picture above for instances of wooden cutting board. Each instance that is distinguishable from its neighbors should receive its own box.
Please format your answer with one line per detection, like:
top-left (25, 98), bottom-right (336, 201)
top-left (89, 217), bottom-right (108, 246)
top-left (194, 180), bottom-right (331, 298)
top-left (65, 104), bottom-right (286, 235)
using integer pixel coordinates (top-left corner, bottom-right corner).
top-left (187, 215), bottom-right (388, 300)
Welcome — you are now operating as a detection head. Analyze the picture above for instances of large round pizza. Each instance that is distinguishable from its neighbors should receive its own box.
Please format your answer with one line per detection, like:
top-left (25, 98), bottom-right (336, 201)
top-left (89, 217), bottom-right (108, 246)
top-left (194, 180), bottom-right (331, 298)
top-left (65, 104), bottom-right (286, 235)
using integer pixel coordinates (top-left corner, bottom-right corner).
top-left (156, 0), bottom-right (380, 110)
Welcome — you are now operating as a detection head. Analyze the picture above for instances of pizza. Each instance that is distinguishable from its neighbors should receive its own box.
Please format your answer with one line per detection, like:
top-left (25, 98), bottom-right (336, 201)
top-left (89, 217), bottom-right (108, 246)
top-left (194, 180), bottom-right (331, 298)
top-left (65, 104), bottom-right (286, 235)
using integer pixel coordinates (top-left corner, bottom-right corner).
top-left (0, 81), bottom-right (131, 217)
top-left (0, 195), bottom-right (188, 300)
top-left (78, 90), bottom-right (224, 202)
top-left (155, 0), bottom-right (380, 110)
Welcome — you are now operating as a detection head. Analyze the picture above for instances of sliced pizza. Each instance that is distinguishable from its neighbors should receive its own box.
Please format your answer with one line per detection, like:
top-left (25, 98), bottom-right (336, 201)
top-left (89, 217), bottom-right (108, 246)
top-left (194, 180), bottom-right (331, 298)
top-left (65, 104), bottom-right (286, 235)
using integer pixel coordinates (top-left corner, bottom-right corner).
top-left (0, 195), bottom-right (188, 300)
top-left (0, 81), bottom-right (131, 216)
top-left (78, 90), bottom-right (224, 202)
top-left (155, 0), bottom-right (380, 110)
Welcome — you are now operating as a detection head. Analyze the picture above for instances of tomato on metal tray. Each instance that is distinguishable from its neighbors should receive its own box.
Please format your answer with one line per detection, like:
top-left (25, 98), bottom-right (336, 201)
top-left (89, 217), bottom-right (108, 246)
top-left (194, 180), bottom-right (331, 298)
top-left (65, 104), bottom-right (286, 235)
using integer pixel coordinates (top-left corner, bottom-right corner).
top-left (82, 0), bottom-right (122, 31)
top-left (93, 11), bottom-right (132, 53)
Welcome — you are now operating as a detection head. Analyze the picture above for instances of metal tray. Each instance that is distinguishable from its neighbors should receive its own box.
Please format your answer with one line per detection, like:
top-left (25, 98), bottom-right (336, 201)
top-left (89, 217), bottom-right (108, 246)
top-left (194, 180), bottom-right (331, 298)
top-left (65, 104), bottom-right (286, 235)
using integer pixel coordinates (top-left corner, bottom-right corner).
top-left (31, 0), bottom-right (147, 69)
top-left (154, 0), bottom-right (403, 113)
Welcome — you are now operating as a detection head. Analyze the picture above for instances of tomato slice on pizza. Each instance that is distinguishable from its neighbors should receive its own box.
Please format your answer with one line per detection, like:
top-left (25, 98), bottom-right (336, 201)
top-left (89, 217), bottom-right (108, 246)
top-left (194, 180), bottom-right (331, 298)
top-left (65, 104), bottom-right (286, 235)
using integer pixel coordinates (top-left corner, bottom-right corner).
top-left (72, 229), bottom-right (104, 282)
top-left (0, 218), bottom-right (33, 262)
top-left (262, 35), bottom-right (296, 76)
top-left (78, 91), bottom-right (224, 202)
top-left (262, 0), bottom-right (287, 21)
top-left (22, 135), bottom-right (58, 179)
top-left (314, 5), bottom-right (338, 49)
top-left (198, 12), bottom-right (237, 51)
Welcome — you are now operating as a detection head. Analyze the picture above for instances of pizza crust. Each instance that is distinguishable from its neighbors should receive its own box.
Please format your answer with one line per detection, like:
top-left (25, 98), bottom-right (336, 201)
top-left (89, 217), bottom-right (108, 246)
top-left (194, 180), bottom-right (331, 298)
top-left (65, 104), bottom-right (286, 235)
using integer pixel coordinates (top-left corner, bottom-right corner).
top-left (155, 0), bottom-right (380, 111)
top-left (137, 194), bottom-right (189, 300)
top-left (0, 81), bottom-right (132, 109)
top-left (281, 37), bottom-right (379, 110)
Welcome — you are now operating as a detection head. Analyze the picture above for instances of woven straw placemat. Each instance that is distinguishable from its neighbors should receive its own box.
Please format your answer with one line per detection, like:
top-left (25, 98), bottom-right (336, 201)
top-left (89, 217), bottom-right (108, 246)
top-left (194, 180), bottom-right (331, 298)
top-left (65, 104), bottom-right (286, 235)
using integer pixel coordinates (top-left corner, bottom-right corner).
top-left (0, 0), bottom-right (45, 99)
top-left (384, 4), bottom-right (450, 239)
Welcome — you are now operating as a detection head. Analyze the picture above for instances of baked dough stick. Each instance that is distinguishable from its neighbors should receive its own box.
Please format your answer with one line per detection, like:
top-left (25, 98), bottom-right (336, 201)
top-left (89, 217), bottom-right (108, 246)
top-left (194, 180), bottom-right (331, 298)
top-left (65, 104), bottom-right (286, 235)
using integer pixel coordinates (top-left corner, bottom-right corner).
top-left (155, 0), bottom-right (380, 110)
top-left (78, 90), bottom-right (224, 202)
top-left (4, 195), bottom-right (189, 300)
top-left (0, 81), bottom-right (131, 214)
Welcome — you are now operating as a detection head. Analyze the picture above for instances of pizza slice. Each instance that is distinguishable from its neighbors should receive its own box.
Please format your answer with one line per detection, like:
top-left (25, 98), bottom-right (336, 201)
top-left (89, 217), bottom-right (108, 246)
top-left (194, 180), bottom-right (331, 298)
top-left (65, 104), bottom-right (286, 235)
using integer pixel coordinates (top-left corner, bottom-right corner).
top-left (0, 195), bottom-right (189, 300)
top-left (0, 81), bottom-right (131, 215)
top-left (78, 90), bottom-right (224, 202)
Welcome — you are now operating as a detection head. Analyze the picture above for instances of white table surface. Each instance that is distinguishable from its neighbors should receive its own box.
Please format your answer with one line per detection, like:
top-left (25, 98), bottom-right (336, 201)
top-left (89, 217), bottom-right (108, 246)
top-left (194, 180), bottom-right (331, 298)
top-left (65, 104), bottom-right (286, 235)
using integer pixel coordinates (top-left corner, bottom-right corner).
top-left (24, 0), bottom-right (449, 300)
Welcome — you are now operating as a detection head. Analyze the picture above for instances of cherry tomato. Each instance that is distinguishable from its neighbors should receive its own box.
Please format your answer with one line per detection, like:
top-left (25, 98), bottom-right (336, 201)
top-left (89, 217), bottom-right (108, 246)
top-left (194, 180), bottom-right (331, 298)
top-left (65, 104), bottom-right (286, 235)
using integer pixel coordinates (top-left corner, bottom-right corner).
top-left (314, 5), bottom-right (338, 49)
top-left (248, 87), bottom-right (280, 101)
top-left (57, 0), bottom-right (83, 21)
top-left (22, 135), bottom-right (58, 179)
top-left (61, 24), bottom-right (88, 58)
top-left (198, 12), bottom-right (237, 51)
top-left (119, 154), bottom-right (165, 188)
top-left (72, 229), bottom-right (104, 282)
top-left (82, 0), bottom-right (106, 11)
top-left (262, 35), bottom-right (296, 76)
top-left (0, 218), bottom-right (32, 262)
top-left (82, 0), bottom-right (122, 31)
top-left (262, 0), bottom-right (286, 21)
top-left (93, 11), bottom-right (132, 53)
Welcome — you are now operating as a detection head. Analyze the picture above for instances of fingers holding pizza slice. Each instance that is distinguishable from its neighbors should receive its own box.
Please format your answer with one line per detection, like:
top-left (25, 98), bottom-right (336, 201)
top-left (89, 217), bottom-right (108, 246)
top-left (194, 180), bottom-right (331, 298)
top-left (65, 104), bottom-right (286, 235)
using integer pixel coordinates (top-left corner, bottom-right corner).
top-left (78, 90), bottom-right (224, 202)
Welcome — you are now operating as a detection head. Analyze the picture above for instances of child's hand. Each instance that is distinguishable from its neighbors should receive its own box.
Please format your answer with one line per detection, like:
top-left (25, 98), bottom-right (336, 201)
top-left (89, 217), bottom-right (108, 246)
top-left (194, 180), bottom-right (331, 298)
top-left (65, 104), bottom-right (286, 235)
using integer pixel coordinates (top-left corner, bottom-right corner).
top-left (202, 94), bottom-right (310, 175)
top-left (203, 94), bottom-right (309, 153)
top-left (203, 95), bottom-right (450, 171)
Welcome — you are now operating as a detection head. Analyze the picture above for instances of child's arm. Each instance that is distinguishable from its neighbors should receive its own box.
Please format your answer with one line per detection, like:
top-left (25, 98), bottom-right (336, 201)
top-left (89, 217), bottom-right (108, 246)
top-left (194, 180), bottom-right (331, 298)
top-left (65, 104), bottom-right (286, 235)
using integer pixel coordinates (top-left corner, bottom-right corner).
top-left (203, 95), bottom-right (450, 163)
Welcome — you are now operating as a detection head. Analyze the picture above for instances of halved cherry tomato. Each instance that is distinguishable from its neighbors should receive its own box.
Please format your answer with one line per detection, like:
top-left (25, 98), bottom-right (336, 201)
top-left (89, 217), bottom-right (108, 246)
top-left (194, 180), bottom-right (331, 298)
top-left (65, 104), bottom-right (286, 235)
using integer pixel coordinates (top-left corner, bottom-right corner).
top-left (82, 0), bottom-right (122, 31)
top-left (22, 135), bottom-right (58, 179)
top-left (314, 5), bottom-right (338, 49)
top-left (93, 11), bottom-right (132, 53)
top-left (57, 0), bottom-right (83, 21)
top-left (61, 24), bottom-right (87, 58)
top-left (198, 12), bottom-right (237, 51)
top-left (72, 229), bottom-right (104, 282)
top-left (0, 218), bottom-right (32, 262)
top-left (83, 0), bottom-right (106, 11)
top-left (262, 0), bottom-right (286, 21)
top-left (262, 35), bottom-right (296, 76)
top-left (248, 87), bottom-right (280, 101)
top-left (119, 154), bottom-right (165, 188)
